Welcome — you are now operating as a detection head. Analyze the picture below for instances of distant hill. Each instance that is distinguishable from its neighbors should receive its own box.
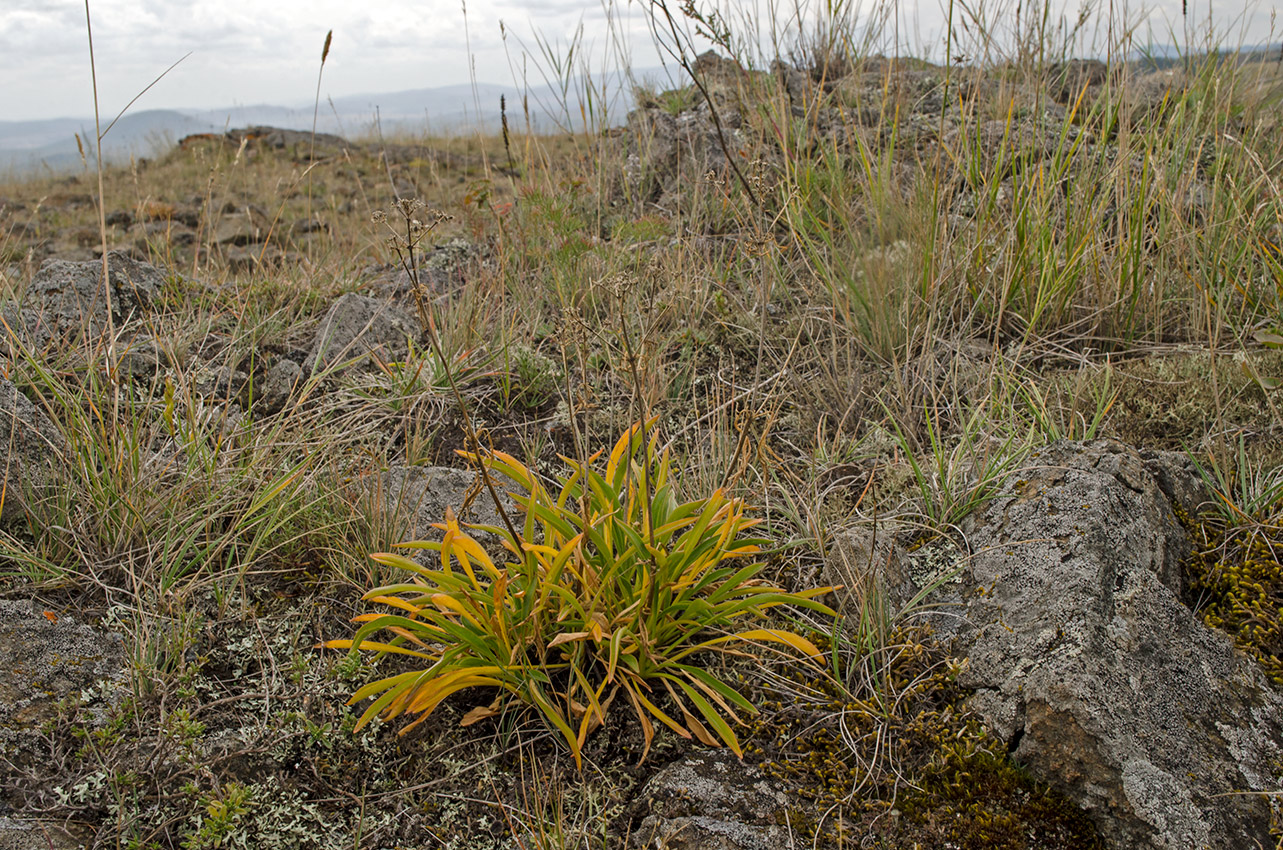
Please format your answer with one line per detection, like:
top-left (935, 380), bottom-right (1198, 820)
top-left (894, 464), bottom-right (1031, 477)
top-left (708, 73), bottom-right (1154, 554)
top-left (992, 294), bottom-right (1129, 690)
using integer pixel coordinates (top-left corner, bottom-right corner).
top-left (1129, 42), bottom-right (1281, 70)
top-left (0, 71), bottom-right (650, 177)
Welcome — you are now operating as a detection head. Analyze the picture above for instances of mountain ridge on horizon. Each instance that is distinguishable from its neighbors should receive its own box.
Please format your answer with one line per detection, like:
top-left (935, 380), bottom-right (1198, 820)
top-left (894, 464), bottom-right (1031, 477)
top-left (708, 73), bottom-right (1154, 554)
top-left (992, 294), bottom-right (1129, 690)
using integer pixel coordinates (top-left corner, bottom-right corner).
top-left (3, 42), bottom-right (1278, 177)
top-left (0, 70), bottom-right (651, 176)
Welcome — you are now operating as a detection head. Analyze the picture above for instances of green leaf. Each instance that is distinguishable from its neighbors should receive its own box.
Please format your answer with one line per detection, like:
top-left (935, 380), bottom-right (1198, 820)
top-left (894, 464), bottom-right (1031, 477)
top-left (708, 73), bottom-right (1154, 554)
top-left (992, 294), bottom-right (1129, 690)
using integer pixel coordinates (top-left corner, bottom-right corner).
top-left (665, 674), bottom-right (742, 756)
top-left (1254, 330), bottom-right (1283, 349)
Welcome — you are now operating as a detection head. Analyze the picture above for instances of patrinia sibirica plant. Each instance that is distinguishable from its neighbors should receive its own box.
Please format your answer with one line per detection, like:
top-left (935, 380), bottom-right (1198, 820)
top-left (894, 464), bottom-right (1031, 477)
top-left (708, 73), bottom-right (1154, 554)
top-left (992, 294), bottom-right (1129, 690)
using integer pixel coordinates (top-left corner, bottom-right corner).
top-left (327, 420), bottom-right (835, 765)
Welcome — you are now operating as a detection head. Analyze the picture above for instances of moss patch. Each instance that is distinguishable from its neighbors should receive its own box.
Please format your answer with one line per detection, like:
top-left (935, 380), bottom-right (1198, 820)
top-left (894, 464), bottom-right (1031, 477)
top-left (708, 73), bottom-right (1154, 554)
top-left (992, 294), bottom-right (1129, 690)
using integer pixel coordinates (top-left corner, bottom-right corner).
top-left (1187, 511), bottom-right (1283, 686)
top-left (746, 627), bottom-right (1102, 849)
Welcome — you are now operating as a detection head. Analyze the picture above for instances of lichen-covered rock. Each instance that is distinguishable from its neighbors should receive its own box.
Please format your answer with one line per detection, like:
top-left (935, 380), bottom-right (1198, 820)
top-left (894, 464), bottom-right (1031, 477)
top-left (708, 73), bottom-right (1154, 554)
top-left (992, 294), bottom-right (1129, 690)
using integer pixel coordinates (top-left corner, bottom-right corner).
top-left (304, 293), bottom-right (416, 376)
top-left (13, 251), bottom-right (161, 347)
top-left (253, 357), bottom-right (302, 415)
top-left (859, 439), bottom-right (1283, 849)
top-left (0, 600), bottom-right (127, 774)
top-left (362, 465), bottom-right (515, 553)
top-left (623, 52), bottom-right (772, 208)
top-left (0, 817), bottom-right (83, 850)
top-left (115, 335), bottom-right (175, 383)
top-left (627, 751), bottom-right (790, 850)
top-left (0, 379), bottom-right (65, 524)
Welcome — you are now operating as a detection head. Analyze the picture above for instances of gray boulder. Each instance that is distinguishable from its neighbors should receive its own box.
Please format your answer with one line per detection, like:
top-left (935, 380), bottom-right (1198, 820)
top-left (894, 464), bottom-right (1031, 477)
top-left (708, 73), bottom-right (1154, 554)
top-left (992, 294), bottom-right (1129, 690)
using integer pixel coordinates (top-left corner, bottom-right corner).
top-left (627, 751), bottom-right (791, 850)
top-left (623, 54), bottom-right (763, 208)
top-left (13, 251), bottom-right (161, 346)
top-left (305, 293), bottom-right (416, 376)
top-left (0, 379), bottom-right (65, 524)
top-left (835, 440), bottom-right (1283, 849)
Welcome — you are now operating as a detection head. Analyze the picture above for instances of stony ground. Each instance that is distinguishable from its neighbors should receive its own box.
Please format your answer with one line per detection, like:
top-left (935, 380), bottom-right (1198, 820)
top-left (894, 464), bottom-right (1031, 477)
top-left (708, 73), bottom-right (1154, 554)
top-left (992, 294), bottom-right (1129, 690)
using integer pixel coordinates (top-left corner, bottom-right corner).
top-left (2, 44), bottom-right (1283, 850)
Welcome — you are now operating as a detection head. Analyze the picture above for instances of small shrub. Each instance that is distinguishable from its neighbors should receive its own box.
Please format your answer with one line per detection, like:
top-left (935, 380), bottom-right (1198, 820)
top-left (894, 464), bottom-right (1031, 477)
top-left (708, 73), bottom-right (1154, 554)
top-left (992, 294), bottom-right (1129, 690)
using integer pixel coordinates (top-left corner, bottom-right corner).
top-left (327, 420), bottom-right (834, 766)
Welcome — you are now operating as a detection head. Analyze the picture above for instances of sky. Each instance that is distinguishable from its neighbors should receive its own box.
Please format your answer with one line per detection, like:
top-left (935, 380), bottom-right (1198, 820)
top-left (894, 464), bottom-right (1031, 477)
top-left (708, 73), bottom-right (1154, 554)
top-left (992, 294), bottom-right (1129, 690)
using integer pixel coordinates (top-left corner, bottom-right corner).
top-left (0, 0), bottom-right (1277, 122)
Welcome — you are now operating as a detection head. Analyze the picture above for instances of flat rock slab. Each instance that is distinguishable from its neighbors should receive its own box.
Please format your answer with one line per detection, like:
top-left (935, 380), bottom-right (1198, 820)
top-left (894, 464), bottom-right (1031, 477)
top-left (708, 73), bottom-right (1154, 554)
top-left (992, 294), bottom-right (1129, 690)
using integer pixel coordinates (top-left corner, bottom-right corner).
top-left (0, 600), bottom-right (128, 774)
top-left (844, 440), bottom-right (1283, 849)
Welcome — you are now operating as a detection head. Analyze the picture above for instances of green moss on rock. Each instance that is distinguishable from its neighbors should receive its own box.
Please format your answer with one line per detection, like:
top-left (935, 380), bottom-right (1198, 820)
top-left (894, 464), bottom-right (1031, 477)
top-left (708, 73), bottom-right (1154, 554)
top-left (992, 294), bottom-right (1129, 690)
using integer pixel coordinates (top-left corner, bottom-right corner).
top-left (747, 626), bottom-right (1102, 849)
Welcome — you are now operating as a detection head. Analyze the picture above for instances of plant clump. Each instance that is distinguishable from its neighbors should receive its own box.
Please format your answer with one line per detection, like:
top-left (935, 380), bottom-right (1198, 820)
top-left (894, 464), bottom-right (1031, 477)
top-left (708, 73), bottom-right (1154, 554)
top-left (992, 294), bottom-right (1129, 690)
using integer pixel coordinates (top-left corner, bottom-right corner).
top-left (327, 419), bottom-right (835, 766)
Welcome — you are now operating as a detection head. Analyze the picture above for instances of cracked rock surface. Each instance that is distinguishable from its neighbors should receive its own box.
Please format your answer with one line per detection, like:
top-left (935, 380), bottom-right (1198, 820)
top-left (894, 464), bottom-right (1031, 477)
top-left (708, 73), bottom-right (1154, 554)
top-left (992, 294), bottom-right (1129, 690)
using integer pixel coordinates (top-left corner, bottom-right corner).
top-left (854, 440), bottom-right (1283, 849)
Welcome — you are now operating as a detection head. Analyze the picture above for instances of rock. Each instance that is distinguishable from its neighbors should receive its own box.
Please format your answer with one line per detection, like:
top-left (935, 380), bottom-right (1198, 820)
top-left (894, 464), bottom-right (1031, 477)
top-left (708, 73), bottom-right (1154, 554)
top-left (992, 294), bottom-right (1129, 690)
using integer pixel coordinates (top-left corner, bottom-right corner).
top-left (104, 209), bottom-right (133, 228)
top-left (0, 600), bottom-right (128, 774)
top-left (1123, 69), bottom-right (1186, 119)
top-left (771, 60), bottom-right (812, 115)
top-left (14, 252), bottom-right (161, 346)
top-left (853, 439), bottom-right (1283, 849)
top-left (623, 101), bottom-right (751, 207)
top-left (825, 524), bottom-right (919, 621)
top-left (692, 50), bottom-right (751, 100)
top-left (305, 293), bottom-right (416, 376)
top-left (116, 335), bottom-right (171, 383)
top-left (252, 357), bottom-right (302, 415)
top-left (235, 125), bottom-right (348, 152)
top-left (0, 817), bottom-right (83, 850)
top-left (366, 465), bottom-right (515, 549)
top-left (212, 209), bottom-right (269, 247)
top-left (225, 242), bottom-right (290, 272)
top-left (1048, 59), bottom-right (1110, 104)
top-left (132, 220), bottom-right (197, 251)
top-left (627, 751), bottom-right (791, 850)
top-left (362, 238), bottom-right (473, 305)
top-left (0, 379), bottom-right (66, 524)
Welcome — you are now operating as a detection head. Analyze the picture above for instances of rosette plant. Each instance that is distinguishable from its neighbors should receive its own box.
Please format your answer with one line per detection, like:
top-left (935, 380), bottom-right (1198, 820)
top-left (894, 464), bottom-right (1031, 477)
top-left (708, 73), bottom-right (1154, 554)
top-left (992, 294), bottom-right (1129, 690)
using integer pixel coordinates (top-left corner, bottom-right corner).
top-left (326, 420), bottom-right (833, 765)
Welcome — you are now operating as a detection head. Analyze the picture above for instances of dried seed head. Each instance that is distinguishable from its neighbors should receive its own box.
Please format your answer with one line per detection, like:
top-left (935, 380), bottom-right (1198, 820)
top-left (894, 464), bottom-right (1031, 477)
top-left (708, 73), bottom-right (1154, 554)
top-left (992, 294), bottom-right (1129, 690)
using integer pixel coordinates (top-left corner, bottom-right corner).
top-left (371, 209), bottom-right (388, 224)
top-left (558, 304), bottom-right (588, 349)
top-left (397, 197), bottom-right (421, 218)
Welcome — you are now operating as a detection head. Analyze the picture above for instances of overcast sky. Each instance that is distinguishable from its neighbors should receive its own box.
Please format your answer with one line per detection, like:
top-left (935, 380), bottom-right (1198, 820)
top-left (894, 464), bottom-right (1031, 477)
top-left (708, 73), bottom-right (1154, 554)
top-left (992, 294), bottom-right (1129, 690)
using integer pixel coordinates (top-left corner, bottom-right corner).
top-left (0, 0), bottom-right (1276, 122)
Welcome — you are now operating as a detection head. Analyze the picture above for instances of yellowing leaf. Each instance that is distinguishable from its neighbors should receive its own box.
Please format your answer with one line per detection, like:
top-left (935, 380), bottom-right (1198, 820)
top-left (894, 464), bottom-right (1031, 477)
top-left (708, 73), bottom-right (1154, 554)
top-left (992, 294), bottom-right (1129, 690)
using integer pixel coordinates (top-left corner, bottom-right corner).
top-left (731, 628), bottom-right (826, 659)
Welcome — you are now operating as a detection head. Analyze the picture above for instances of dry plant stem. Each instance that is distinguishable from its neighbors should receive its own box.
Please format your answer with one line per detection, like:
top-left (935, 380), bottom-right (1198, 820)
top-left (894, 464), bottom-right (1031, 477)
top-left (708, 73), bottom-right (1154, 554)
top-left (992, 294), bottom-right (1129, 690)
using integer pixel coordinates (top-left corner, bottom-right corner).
top-left (309, 30), bottom-right (333, 228)
top-left (83, 0), bottom-right (117, 392)
top-left (649, 0), bottom-right (761, 209)
top-left (616, 302), bottom-right (655, 548)
top-left (385, 210), bottom-right (522, 545)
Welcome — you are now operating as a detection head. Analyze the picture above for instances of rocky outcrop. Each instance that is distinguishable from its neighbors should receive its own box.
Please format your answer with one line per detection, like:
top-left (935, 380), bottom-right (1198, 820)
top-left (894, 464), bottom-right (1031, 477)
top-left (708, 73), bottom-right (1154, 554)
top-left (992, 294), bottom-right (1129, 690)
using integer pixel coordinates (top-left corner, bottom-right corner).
top-left (178, 126), bottom-right (349, 156)
top-left (833, 440), bottom-right (1283, 849)
top-left (304, 293), bottom-right (416, 376)
top-left (627, 751), bottom-right (791, 850)
top-left (624, 52), bottom-right (779, 208)
top-left (0, 379), bottom-right (66, 524)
